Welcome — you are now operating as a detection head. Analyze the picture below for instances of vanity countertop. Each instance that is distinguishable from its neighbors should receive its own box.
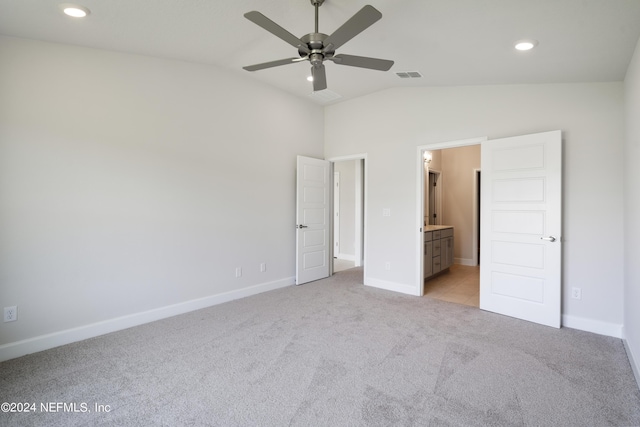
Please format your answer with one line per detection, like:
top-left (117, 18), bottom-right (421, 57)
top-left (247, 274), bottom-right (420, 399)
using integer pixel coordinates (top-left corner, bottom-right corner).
top-left (424, 225), bottom-right (453, 232)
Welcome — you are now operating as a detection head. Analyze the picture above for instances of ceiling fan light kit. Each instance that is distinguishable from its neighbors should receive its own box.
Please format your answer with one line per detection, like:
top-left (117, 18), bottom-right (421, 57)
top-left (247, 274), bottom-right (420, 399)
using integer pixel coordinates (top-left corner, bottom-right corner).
top-left (243, 0), bottom-right (394, 92)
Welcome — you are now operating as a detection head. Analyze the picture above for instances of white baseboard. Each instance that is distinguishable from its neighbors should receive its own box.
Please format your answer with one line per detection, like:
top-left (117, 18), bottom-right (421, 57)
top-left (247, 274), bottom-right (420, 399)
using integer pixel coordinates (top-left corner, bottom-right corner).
top-left (336, 253), bottom-right (356, 261)
top-left (0, 277), bottom-right (294, 362)
top-left (455, 258), bottom-right (476, 266)
top-left (365, 277), bottom-right (420, 296)
top-left (561, 314), bottom-right (623, 338)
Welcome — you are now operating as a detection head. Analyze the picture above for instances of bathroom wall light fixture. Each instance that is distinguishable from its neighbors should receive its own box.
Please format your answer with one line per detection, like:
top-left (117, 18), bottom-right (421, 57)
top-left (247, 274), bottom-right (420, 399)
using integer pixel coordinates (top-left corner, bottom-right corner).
top-left (424, 151), bottom-right (432, 164)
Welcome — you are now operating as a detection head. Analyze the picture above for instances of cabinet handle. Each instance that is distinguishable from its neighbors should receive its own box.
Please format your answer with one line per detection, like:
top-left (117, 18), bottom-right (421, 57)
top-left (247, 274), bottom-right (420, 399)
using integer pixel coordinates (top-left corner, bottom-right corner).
top-left (540, 236), bottom-right (556, 242)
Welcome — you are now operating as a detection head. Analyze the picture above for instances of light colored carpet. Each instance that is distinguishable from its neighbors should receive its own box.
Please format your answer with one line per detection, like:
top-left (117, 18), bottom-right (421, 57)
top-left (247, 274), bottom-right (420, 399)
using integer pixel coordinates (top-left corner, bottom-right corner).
top-left (1, 267), bottom-right (639, 426)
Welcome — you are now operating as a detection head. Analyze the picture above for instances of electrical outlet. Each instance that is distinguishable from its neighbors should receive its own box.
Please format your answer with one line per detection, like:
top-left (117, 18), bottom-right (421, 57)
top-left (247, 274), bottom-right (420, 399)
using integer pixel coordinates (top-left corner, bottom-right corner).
top-left (571, 287), bottom-right (582, 300)
top-left (385, 262), bottom-right (391, 271)
top-left (260, 263), bottom-right (266, 272)
top-left (4, 306), bottom-right (17, 322)
top-left (235, 267), bottom-right (242, 278)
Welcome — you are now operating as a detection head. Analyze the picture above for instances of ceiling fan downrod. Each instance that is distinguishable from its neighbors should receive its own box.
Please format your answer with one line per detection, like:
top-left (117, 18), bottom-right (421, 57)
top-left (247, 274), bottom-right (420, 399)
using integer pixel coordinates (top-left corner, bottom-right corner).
top-left (311, 0), bottom-right (325, 33)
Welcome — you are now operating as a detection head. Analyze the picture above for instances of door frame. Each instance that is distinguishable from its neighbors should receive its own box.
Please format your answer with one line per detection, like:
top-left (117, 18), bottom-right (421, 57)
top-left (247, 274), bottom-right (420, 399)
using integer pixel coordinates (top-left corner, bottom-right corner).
top-left (472, 168), bottom-right (481, 267)
top-left (416, 137), bottom-right (487, 295)
top-left (333, 171), bottom-right (340, 258)
top-left (426, 168), bottom-right (442, 226)
top-left (328, 154), bottom-right (367, 274)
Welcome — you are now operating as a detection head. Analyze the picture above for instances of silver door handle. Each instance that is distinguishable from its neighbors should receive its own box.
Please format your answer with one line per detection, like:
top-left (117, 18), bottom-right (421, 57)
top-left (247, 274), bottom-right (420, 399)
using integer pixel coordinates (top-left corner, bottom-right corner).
top-left (540, 236), bottom-right (557, 242)
top-left (297, 225), bottom-right (308, 229)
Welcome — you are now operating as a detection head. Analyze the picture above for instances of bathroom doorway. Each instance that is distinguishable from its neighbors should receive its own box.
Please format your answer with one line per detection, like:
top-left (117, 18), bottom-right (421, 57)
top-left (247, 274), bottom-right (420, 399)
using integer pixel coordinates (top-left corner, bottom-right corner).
top-left (420, 144), bottom-right (482, 306)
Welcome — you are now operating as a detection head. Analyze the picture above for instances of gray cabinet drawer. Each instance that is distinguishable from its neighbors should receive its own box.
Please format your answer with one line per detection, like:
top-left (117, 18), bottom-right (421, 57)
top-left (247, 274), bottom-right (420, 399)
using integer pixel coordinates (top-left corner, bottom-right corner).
top-left (433, 230), bottom-right (441, 240)
top-left (441, 228), bottom-right (453, 238)
top-left (424, 231), bottom-right (432, 242)
top-left (433, 256), bottom-right (441, 274)
top-left (433, 239), bottom-right (441, 256)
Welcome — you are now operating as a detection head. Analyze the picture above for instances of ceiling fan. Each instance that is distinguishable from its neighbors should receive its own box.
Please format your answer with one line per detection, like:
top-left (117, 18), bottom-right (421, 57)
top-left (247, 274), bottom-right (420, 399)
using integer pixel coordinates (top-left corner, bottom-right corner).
top-left (243, 0), bottom-right (394, 92)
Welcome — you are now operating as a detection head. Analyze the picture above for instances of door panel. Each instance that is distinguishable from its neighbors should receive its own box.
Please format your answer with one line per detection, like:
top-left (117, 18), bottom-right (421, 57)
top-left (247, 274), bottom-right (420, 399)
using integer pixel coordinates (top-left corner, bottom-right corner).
top-left (296, 156), bottom-right (330, 285)
top-left (480, 130), bottom-right (562, 328)
top-left (492, 211), bottom-right (545, 234)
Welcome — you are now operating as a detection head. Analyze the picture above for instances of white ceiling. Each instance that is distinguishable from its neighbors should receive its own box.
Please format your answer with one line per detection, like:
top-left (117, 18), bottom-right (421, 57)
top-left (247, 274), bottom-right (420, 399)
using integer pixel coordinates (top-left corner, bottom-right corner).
top-left (2, 0), bottom-right (640, 105)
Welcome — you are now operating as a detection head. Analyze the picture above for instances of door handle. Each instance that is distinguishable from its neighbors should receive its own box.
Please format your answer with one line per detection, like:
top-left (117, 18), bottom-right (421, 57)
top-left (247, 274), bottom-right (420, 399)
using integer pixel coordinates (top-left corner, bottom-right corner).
top-left (297, 225), bottom-right (308, 229)
top-left (540, 236), bottom-right (557, 242)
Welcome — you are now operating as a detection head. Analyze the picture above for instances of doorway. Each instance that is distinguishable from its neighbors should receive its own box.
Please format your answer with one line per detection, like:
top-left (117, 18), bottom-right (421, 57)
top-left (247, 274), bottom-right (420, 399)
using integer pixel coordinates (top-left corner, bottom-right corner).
top-left (416, 137), bottom-right (486, 299)
top-left (421, 145), bottom-right (482, 305)
top-left (416, 131), bottom-right (562, 328)
top-left (330, 156), bottom-right (366, 274)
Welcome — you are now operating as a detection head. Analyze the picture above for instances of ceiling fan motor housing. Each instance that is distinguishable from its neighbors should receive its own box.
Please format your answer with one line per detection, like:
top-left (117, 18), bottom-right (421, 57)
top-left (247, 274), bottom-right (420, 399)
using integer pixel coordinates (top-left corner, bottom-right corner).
top-left (300, 33), bottom-right (334, 64)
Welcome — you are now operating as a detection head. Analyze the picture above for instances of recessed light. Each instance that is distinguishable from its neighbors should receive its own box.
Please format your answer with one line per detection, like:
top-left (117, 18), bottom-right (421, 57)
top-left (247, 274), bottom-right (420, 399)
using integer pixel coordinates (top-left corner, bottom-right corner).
top-left (515, 39), bottom-right (538, 51)
top-left (60, 4), bottom-right (90, 18)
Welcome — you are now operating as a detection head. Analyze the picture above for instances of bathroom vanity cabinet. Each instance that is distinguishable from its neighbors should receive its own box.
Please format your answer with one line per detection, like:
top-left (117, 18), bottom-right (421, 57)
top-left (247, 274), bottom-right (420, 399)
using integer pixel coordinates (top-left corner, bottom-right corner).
top-left (424, 225), bottom-right (454, 280)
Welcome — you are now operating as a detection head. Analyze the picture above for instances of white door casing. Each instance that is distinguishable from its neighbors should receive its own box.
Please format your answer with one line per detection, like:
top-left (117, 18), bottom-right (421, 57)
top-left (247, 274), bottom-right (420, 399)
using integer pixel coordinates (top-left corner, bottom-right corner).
top-left (334, 172), bottom-right (340, 257)
top-left (296, 156), bottom-right (331, 285)
top-left (480, 130), bottom-right (562, 328)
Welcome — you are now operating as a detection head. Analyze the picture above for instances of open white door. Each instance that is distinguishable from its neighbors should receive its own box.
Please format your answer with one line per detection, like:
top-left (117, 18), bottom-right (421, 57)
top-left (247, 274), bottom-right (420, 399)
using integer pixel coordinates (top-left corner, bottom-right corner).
top-left (296, 155), bottom-right (331, 285)
top-left (480, 130), bottom-right (562, 328)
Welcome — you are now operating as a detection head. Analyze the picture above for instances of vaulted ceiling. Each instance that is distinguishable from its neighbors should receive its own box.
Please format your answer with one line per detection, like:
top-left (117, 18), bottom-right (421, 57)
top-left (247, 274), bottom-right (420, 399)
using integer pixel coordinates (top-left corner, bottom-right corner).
top-left (2, 0), bottom-right (640, 104)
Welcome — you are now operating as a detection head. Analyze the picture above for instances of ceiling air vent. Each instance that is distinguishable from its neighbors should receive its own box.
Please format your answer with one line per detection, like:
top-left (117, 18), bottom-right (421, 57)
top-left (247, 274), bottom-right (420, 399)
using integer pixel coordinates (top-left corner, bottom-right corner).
top-left (396, 71), bottom-right (422, 79)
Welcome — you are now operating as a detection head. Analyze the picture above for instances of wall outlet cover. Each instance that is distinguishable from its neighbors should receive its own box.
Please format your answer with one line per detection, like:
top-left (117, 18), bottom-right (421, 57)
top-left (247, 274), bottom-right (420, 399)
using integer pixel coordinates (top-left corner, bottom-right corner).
top-left (571, 287), bottom-right (582, 300)
top-left (4, 306), bottom-right (17, 322)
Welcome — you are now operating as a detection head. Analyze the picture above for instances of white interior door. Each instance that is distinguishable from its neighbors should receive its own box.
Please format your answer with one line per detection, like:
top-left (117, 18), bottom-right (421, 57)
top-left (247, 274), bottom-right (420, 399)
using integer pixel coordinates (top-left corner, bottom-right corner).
top-left (296, 155), bottom-right (331, 285)
top-left (480, 130), bottom-right (562, 328)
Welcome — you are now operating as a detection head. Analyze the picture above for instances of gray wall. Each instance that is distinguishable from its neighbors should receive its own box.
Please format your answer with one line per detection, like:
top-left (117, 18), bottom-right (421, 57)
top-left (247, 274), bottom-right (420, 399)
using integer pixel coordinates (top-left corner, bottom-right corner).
top-left (624, 35), bottom-right (640, 384)
top-left (0, 36), bottom-right (324, 356)
top-left (441, 145), bottom-right (481, 264)
top-left (325, 82), bottom-right (625, 336)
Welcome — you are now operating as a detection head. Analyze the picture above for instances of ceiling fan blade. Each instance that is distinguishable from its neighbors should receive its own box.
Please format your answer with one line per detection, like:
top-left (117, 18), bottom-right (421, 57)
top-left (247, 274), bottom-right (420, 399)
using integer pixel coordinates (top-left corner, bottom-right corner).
top-left (330, 54), bottom-right (394, 71)
top-left (244, 11), bottom-right (310, 54)
top-left (322, 5), bottom-right (382, 51)
top-left (243, 57), bottom-right (301, 72)
top-left (311, 64), bottom-right (327, 92)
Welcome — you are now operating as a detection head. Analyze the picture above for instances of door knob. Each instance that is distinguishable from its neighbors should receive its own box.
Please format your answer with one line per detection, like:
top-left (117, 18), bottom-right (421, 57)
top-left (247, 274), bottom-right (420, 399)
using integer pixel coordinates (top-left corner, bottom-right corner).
top-left (540, 236), bottom-right (557, 242)
top-left (297, 224), bottom-right (308, 229)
